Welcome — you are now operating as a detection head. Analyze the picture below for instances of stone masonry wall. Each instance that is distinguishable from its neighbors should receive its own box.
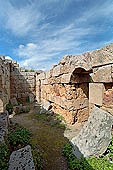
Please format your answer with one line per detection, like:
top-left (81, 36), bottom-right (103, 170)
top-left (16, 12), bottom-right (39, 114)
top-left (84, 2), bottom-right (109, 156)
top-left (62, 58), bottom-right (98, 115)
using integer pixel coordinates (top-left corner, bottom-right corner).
top-left (10, 63), bottom-right (36, 102)
top-left (0, 57), bottom-right (36, 114)
top-left (0, 56), bottom-right (10, 112)
top-left (36, 43), bottom-right (113, 125)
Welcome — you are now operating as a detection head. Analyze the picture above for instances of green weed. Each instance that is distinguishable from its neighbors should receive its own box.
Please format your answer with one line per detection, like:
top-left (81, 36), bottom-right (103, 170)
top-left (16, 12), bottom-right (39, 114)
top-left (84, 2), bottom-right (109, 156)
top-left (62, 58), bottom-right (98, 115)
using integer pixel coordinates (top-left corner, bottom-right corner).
top-left (62, 140), bottom-right (113, 170)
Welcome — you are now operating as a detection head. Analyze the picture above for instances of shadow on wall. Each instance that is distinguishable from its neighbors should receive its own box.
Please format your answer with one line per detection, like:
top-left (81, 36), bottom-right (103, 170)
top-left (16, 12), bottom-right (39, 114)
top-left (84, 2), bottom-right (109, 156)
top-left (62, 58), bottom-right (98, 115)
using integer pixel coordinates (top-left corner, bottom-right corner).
top-left (70, 67), bottom-right (92, 99)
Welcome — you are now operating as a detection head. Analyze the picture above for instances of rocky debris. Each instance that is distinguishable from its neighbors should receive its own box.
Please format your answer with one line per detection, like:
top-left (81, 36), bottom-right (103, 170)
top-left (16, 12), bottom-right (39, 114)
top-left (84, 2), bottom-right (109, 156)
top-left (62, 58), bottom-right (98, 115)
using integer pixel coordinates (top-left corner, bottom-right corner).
top-left (10, 98), bottom-right (18, 106)
top-left (43, 101), bottom-right (52, 110)
top-left (0, 111), bottom-right (9, 142)
top-left (71, 106), bottom-right (113, 159)
top-left (8, 145), bottom-right (35, 170)
top-left (46, 110), bottom-right (54, 116)
top-left (40, 107), bottom-right (47, 114)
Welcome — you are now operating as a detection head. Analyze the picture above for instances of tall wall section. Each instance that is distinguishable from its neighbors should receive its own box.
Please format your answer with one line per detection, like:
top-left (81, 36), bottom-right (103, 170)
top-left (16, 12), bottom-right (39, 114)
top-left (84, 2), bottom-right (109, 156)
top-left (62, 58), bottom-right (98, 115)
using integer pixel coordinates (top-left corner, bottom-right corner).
top-left (36, 53), bottom-right (92, 124)
top-left (0, 56), bottom-right (36, 114)
top-left (0, 56), bottom-right (10, 112)
top-left (10, 62), bottom-right (36, 102)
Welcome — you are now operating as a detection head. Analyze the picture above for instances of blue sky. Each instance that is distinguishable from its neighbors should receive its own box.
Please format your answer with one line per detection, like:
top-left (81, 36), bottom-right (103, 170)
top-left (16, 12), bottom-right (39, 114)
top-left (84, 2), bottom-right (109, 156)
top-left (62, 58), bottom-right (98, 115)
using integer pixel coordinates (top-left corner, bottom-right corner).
top-left (0, 0), bottom-right (113, 70)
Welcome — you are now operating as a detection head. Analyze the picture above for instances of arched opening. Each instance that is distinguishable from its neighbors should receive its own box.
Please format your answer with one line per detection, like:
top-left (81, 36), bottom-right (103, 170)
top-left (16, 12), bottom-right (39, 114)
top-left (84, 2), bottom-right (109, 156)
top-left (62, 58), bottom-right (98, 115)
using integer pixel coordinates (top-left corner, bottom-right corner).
top-left (70, 67), bottom-right (91, 85)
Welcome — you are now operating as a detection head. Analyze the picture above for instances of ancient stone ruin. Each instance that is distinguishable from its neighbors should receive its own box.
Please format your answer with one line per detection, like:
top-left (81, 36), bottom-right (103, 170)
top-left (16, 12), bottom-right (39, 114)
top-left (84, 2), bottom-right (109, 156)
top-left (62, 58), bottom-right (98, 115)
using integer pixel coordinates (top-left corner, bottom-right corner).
top-left (0, 43), bottom-right (113, 167)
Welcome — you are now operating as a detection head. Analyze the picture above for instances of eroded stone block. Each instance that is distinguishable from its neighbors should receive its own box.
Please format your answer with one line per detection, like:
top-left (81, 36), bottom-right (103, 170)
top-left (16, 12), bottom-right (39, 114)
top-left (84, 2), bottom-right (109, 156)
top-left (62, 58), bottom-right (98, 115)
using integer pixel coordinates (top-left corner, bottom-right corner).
top-left (89, 83), bottom-right (104, 106)
top-left (8, 145), bottom-right (35, 170)
top-left (71, 106), bottom-right (113, 158)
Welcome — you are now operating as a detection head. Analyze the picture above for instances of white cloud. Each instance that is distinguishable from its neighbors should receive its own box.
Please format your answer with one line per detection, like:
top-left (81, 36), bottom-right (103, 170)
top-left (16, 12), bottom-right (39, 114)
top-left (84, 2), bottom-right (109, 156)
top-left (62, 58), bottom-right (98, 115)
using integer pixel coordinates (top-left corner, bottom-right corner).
top-left (5, 56), bottom-right (13, 60)
top-left (0, 1), bottom-right (42, 36)
top-left (15, 23), bottom-right (94, 70)
top-left (1, 0), bottom-right (113, 70)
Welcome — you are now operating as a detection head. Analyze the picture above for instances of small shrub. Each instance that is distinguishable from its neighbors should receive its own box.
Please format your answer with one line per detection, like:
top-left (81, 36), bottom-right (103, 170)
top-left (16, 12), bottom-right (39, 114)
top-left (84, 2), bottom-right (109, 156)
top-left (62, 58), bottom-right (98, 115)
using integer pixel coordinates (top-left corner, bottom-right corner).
top-left (55, 114), bottom-right (65, 122)
top-left (8, 125), bottom-right (32, 148)
top-left (25, 69), bottom-right (35, 72)
top-left (51, 121), bottom-right (66, 129)
top-left (36, 113), bottom-right (51, 122)
top-left (107, 136), bottom-right (113, 161)
top-left (62, 141), bottom-right (113, 170)
top-left (31, 144), bottom-right (43, 170)
top-left (25, 106), bottom-right (30, 113)
top-left (6, 103), bottom-right (13, 114)
top-left (0, 143), bottom-right (10, 170)
top-left (0, 124), bottom-right (43, 170)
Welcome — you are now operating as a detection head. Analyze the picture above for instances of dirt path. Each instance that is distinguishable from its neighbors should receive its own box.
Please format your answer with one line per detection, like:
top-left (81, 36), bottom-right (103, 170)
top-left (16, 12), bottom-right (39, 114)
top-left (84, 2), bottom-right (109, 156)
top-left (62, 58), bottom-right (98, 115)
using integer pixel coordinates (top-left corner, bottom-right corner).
top-left (11, 104), bottom-right (69, 170)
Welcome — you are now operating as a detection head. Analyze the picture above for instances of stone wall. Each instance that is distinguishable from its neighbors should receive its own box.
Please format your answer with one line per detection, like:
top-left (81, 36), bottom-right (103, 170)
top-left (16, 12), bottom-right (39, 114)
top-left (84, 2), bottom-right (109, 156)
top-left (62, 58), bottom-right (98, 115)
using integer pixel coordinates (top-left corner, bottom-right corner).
top-left (0, 56), bottom-right (36, 114)
top-left (36, 43), bottom-right (113, 125)
top-left (10, 62), bottom-right (35, 102)
top-left (0, 56), bottom-right (10, 112)
top-left (0, 43), bottom-right (113, 124)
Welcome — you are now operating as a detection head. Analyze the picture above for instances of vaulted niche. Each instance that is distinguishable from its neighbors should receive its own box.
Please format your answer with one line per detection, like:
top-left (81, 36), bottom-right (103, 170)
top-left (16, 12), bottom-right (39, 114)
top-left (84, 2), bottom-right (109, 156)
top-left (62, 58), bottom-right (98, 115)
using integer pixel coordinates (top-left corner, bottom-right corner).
top-left (68, 67), bottom-right (92, 123)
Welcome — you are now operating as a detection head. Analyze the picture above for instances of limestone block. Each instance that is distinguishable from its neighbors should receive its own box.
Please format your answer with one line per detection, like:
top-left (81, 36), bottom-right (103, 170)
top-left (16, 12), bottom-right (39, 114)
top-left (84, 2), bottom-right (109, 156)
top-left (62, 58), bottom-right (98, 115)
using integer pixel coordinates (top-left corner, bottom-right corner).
top-left (61, 73), bottom-right (71, 83)
top-left (77, 108), bottom-right (89, 123)
top-left (41, 79), bottom-right (48, 85)
top-left (46, 70), bottom-right (52, 79)
top-left (89, 83), bottom-right (104, 106)
top-left (73, 98), bottom-right (89, 110)
top-left (37, 72), bottom-right (46, 80)
top-left (42, 100), bottom-right (52, 110)
top-left (91, 65), bottom-right (112, 82)
top-left (71, 106), bottom-right (113, 158)
top-left (52, 65), bottom-right (61, 77)
top-left (91, 43), bottom-right (113, 67)
top-left (8, 145), bottom-right (35, 170)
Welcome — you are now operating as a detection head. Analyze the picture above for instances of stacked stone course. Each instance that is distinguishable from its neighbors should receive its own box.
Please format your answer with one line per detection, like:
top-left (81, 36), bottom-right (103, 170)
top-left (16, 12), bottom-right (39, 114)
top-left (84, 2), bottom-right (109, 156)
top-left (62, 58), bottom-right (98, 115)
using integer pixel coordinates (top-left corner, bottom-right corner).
top-left (0, 43), bottom-right (113, 125)
top-left (36, 43), bottom-right (113, 125)
top-left (0, 56), bottom-right (36, 112)
top-left (10, 62), bottom-right (35, 101)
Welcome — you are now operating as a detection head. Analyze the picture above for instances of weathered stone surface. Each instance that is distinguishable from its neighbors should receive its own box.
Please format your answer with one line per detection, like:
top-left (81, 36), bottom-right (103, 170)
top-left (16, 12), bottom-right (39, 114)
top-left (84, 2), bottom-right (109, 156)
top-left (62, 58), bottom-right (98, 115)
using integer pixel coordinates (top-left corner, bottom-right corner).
top-left (29, 93), bottom-right (35, 103)
top-left (71, 106), bottom-right (113, 158)
top-left (42, 100), bottom-right (52, 110)
top-left (8, 145), bottom-right (35, 170)
top-left (91, 65), bottom-right (112, 82)
top-left (89, 83), bottom-right (104, 106)
top-left (61, 73), bottom-right (71, 83)
top-left (10, 98), bottom-right (18, 106)
top-left (0, 111), bottom-right (9, 142)
top-left (91, 43), bottom-right (113, 67)
top-left (103, 84), bottom-right (113, 105)
top-left (52, 65), bottom-right (61, 77)
top-left (37, 72), bottom-right (46, 80)
top-left (77, 108), bottom-right (89, 123)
